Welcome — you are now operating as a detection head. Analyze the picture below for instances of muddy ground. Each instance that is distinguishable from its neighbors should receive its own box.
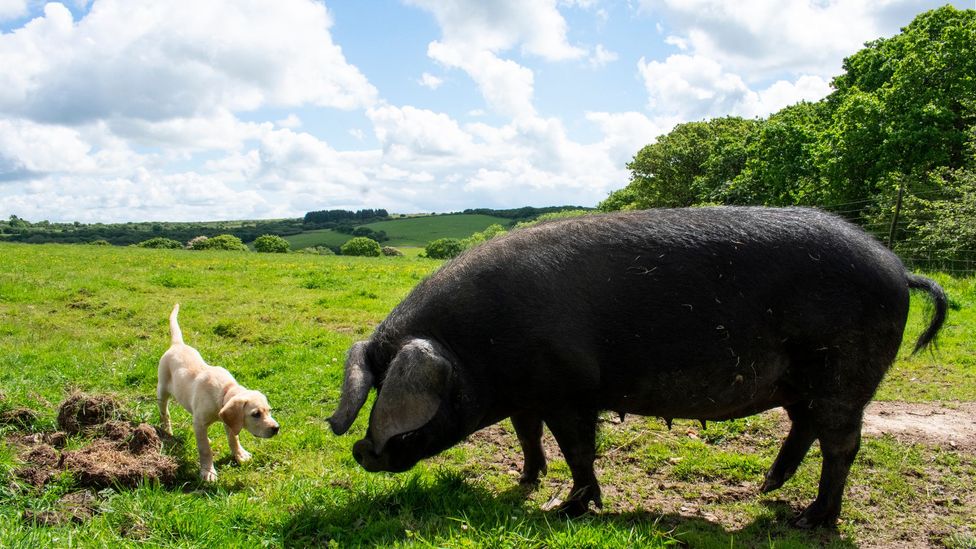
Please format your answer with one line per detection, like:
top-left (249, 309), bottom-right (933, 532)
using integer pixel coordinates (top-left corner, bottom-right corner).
top-left (2, 392), bottom-right (178, 527)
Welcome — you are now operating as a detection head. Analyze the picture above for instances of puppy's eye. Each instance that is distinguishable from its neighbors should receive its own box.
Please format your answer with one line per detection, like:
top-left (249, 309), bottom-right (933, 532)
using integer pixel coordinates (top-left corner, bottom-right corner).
top-left (251, 410), bottom-right (262, 418)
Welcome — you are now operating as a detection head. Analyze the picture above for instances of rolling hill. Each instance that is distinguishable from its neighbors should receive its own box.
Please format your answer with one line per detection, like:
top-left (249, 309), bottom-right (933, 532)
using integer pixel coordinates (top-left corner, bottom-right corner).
top-left (284, 213), bottom-right (511, 249)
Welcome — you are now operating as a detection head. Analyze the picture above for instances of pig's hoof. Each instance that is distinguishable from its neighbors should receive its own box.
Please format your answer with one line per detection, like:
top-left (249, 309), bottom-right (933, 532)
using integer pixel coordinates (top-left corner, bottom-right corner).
top-left (519, 463), bottom-right (547, 485)
top-left (519, 473), bottom-right (540, 485)
top-left (759, 475), bottom-right (783, 493)
top-left (792, 506), bottom-right (837, 530)
top-left (553, 499), bottom-right (590, 518)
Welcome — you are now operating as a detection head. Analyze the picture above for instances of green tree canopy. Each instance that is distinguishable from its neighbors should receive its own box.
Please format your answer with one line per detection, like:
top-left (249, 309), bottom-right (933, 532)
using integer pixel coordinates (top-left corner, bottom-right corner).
top-left (340, 237), bottom-right (382, 257)
top-left (424, 238), bottom-right (464, 260)
top-left (253, 234), bottom-right (290, 253)
top-left (601, 117), bottom-right (759, 210)
top-left (192, 234), bottom-right (248, 251)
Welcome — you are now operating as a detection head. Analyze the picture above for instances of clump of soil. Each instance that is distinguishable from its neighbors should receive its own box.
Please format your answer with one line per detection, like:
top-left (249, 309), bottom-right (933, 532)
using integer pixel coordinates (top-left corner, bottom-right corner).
top-left (56, 392), bottom-right (126, 435)
top-left (61, 432), bottom-right (177, 489)
top-left (6, 393), bottom-right (178, 498)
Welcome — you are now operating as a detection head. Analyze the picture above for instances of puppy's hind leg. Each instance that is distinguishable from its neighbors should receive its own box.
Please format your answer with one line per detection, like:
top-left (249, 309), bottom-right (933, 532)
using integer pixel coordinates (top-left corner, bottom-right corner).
top-left (226, 425), bottom-right (252, 463)
top-left (157, 384), bottom-right (173, 436)
top-left (194, 419), bottom-right (218, 482)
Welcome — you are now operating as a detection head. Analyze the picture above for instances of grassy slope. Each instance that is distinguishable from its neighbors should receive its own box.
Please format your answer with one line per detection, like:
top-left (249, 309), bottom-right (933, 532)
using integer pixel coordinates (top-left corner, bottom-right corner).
top-left (0, 242), bottom-right (972, 547)
top-left (284, 214), bottom-right (511, 249)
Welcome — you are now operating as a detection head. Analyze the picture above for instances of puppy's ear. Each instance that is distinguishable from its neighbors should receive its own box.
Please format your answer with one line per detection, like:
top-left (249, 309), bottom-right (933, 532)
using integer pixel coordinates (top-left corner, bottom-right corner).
top-left (219, 395), bottom-right (247, 434)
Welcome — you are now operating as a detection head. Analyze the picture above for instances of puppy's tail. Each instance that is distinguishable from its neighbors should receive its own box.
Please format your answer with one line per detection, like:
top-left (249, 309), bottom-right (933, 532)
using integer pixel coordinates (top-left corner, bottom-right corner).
top-left (169, 303), bottom-right (184, 345)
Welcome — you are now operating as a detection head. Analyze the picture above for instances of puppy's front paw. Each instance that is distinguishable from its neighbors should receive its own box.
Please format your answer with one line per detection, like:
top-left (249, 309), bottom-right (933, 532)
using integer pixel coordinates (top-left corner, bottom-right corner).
top-left (234, 449), bottom-right (252, 463)
top-left (200, 467), bottom-right (218, 482)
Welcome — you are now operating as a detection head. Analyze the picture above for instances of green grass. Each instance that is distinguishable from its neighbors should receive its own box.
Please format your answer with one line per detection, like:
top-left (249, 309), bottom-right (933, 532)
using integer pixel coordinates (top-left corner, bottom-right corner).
top-left (0, 242), bottom-right (973, 547)
top-left (284, 214), bottom-right (512, 249)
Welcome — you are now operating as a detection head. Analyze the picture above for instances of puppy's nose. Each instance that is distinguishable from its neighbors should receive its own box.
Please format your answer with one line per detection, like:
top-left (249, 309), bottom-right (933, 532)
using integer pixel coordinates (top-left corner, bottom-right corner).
top-left (269, 424), bottom-right (280, 436)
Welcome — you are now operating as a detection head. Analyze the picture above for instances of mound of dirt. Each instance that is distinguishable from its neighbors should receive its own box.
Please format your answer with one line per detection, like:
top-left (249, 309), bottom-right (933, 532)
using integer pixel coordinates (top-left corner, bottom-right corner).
top-left (61, 430), bottom-right (177, 489)
top-left (13, 421), bottom-right (177, 491)
top-left (5, 393), bottom-right (178, 498)
top-left (56, 393), bottom-right (126, 435)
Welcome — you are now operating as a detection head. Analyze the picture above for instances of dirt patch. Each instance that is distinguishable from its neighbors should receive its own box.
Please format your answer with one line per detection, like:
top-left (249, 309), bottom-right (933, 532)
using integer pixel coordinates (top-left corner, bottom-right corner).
top-left (56, 392), bottom-right (126, 435)
top-left (5, 393), bottom-right (178, 499)
top-left (860, 401), bottom-right (976, 452)
top-left (457, 401), bottom-right (975, 548)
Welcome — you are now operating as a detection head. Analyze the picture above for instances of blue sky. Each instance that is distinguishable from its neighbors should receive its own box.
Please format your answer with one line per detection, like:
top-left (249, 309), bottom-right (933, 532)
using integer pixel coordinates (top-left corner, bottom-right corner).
top-left (0, 0), bottom-right (970, 222)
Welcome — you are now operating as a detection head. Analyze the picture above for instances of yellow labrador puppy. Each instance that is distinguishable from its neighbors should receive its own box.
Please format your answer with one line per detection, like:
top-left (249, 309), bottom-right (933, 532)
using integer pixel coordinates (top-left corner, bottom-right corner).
top-left (158, 304), bottom-right (279, 481)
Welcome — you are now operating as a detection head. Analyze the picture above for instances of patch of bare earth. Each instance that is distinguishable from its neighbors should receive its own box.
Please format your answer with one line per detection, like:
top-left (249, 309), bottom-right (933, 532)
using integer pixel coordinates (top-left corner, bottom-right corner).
top-left (459, 401), bottom-right (975, 548)
top-left (860, 401), bottom-right (976, 452)
top-left (3, 393), bottom-right (179, 527)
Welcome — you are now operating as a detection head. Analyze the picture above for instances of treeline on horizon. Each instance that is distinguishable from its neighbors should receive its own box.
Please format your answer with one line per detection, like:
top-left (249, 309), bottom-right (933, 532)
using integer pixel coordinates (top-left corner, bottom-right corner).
top-left (0, 206), bottom-right (584, 247)
top-left (600, 6), bottom-right (975, 268)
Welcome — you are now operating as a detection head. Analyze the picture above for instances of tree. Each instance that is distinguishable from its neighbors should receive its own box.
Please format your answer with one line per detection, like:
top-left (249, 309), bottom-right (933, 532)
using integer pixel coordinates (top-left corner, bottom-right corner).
top-left (461, 224), bottom-right (507, 249)
top-left (253, 234), bottom-right (290, 253)
top-left (727, 102), bottom-right (828, 205)
top-left (137, 237), bottom-right (183, 249)
top-left (424, 238), bottom-right (464, 259)
top-left (192, 234), bottom-right (248, 251)
top-left (607, 117), bottom-right (759, 209)
top-left (340, 237), bottom-right (381, 257)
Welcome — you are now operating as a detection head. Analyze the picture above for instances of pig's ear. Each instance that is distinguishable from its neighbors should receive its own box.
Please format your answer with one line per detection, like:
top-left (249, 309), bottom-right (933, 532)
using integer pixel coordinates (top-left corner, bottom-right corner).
top-left (369, 339), bottom-right (451, 452)
top-left (328, 341), bottom-right (374, 435)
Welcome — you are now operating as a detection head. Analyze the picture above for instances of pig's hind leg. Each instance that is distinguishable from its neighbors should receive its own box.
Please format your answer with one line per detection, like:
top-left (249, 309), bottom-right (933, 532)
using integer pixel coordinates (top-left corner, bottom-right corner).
top-left (794, 399), bottom-right (865, 529)
top-left (511, 412), bottom-right (547, 484)
top-left (545, 410), bottom-right (602, 517)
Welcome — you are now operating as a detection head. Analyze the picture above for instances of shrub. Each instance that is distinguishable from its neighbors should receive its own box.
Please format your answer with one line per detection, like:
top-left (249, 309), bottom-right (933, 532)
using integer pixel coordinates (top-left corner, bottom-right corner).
top-left (191, 234), bottom-right (248, 251)
top-left (186, 236), bottom-right (209, 249)
top-left (513, 209), bottom-right (593, 230)
top-left (424, 238), bottom-right (464, 259)
top-left (88, 239), bottom-right (111, 246)
top-left (253, 234), bottom-right (290, 253)
top-left (136, 237), bottom-right (183, 249)
top-left (381, 246), bottom-right (403, 257)
top-left (295, 246), bottom-right (335, 256)
top-left (461, 224), bottom-right (507, 249)
top-left (340, 237), bottom-right (381, 257)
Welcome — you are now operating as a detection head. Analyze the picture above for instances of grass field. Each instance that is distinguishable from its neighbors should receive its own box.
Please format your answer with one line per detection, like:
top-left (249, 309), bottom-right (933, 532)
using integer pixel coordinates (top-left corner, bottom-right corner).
top-left (0, 242), bottom-right (973, 547)
top-left (284, 214), bottom-right (512, 249)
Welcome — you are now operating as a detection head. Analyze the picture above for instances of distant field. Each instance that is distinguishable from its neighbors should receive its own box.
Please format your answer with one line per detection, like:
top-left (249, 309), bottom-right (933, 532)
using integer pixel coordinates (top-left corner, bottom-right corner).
top-left (0, 242), bottom-right (973, 547)
top-left (284, 214), bottom-right (511, 249)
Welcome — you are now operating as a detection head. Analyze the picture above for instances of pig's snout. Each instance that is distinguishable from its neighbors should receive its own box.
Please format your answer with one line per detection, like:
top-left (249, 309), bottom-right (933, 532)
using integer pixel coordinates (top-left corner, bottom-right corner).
top-left (353, 438), bottom-right (382, 471)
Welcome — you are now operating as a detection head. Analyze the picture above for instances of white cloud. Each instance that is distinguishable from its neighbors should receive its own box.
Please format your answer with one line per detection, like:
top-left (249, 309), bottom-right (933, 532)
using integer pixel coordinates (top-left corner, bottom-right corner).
top-left (408, 0), bottom-right (584, 61)
top-left (638, 54), bottom-right (831, 121)
top-left (275, 114), bottom-right (302, 129)
top-left (585, 111), bottom-right (665, 165)
top-left (0, 0), bottom-right (27, 21)
top-left (0, 0), bottom-right (377, 128)
top-left (588, 44), bottom-right (618, 68)
top-left (428, 42), bottom-right (537, 117)
top-left (640, 0), bottom-right (951, 78)
top-left (419, 72), bottom-right (444, 90)
top-left (368, 105), bottom-right (474, 159)
top-left (408, 0), bottom-right (584, 118)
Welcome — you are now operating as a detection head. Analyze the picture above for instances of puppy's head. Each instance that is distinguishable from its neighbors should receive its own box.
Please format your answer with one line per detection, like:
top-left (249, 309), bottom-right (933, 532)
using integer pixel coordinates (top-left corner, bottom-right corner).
top-left (220, 390), bottom-right (280, 438)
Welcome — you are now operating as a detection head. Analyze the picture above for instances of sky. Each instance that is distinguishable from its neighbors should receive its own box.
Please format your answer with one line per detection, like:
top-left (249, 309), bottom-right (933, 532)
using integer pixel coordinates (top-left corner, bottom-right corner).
top-left (0, 0), bottom-right (970, 223)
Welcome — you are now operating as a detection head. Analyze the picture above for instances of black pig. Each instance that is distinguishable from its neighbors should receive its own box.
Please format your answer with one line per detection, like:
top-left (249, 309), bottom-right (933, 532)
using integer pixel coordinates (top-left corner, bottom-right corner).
top-left (328, 207), bottom-right (947, 528)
